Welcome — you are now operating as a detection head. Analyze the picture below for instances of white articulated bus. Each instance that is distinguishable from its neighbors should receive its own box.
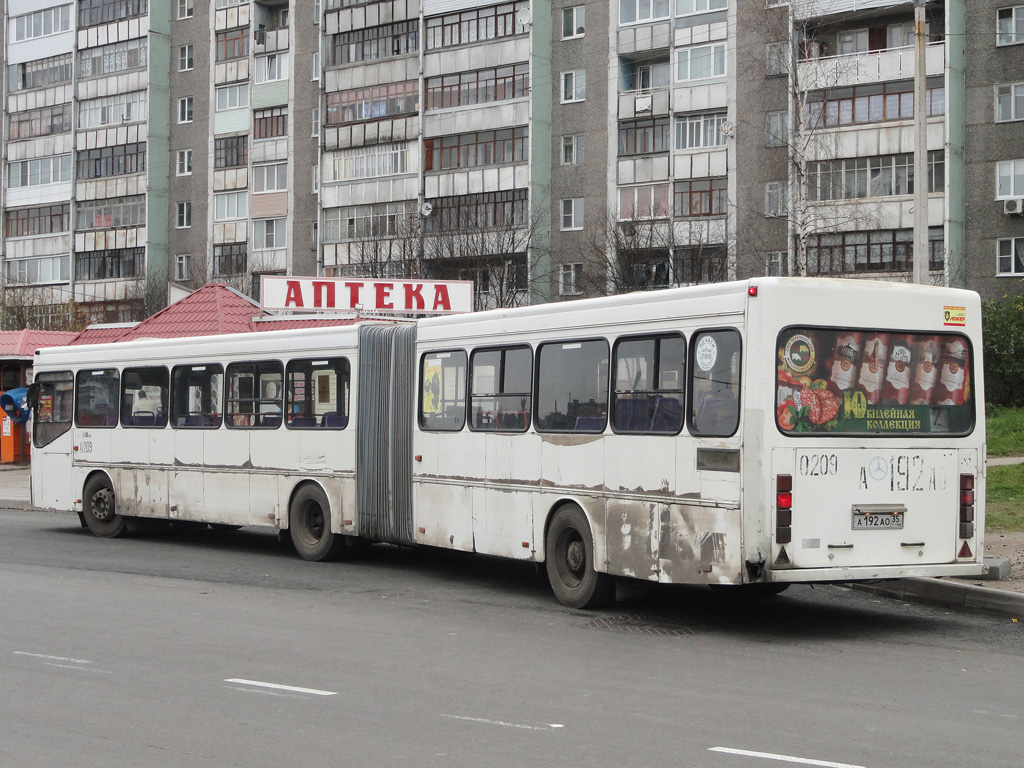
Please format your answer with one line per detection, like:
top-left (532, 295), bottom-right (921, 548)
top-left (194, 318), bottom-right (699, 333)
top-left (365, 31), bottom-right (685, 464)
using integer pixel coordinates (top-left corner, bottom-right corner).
top-left (30, 278), bottom-right (985, 607)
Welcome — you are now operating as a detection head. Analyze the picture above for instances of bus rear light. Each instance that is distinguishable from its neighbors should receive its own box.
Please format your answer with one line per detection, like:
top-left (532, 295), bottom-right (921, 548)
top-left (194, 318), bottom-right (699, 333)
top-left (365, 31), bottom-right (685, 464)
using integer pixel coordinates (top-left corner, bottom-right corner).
top-left (748, 285), bottom-right (758, 297)
top-left (776, 474), bottom-right (792, 544)
top-left (958, 541), bottom-right (973, 559)
top-left (958, 473), bottom-right (975, 540)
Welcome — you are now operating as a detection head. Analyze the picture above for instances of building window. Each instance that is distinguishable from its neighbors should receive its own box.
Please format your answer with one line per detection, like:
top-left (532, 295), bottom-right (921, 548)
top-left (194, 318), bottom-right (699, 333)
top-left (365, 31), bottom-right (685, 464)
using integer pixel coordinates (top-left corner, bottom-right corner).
top-left (8, 104), bottom-right (73, 140)
top-left (424, 190), bottom-right (527, 232)
top-left (765, 181), bottom-right (788, 217)
top-left (624, 61), bottom-right (671, 93)
top-left (77, 91), bottom-right (148, 128)
top-left (766, 42), bottom-right (789, 76)
top-left (312, 52), bottom-right (320, 80)
top-left (677, 0), bottom-right (727, 15)
top-left (253, 163), bottom-right (288, 192)
top-left (4, 204), bottom-right (70, 238)
top-left (618, 118), bottom-right (670, 155)
top-left (676, 43), bottom-right (726, 82)
top-left (673, 177), bottom-right (727, 217)
top-left (75, 247), bottom-right (145, 280)
top-left (178, 96), bottom-right (193, 124)
top-left (79, 0), bottom-right (148, 28)
top-left (425, 65), bottom-right (529, 110)
top-left (675, 112), bottom-right (727, 150)
top-left (7, 155), bottom-right (73, 188)
top-left (7, 54), bottom-right (73, 93)
top-left (803, 79), bottom-right (945, 128)
top-left (4, 254), bottom-right (70, 285)
top-left (767, 251), bottom-right (788, 276)
top-left (214, 191), bottom-right (248, 221)
top-left (176, 150), bottom-right (192, 176)
top-left (997, 159), bottom-right (1024, 198)
top-left (11, 5), bottom-right (72, 41)
top-left (78, 39), bottom-right (148, 78)
top-left (998, 6), bottom-right (1024, 45)
top-left (620, 0), bottom-right (670, 25)
top-left (560, 263), bottom-right (583, 296)
top-left (562, 134), bottom-right (585, 165)
top-left (255, 53), bottom-right (289, 83)
top-left (312, 108), bottom-right (321, 136)
top-left (425, 2), bottom-right (528, 50)
top-left (177, 202), bottom-right (192, 229)
top-left (323, 201), bottom-right (416, 241)
top-left (562, 70), bottom-right (586, 102)
top-left (619, 184), bottom-right (671, 219)
top-left (561, 198), bottom-right (584, 230)
top-left (326, 81), bottom-right (419, 124)
top-left (997, 83), bottom-right (1024, 122)
top-left (312, 165), bottom-right (319, 193)
top-left (804, 228), bottom-right (943, 275)
top-left (216, 28), bottom-right (250, 62)
top-left (423, 128), bottom-right (529, 171)
top-left (807, 151), bottom-right (944, 201)
top-left (562, 6), bottom-right (585, 38)
top-left (328, 20), bottom-right (419, 65)
top-left (766, 111), bottom-right (788, 147)
top-left (254, 108), bottom-right (288, 140)
top-left (76, 196), bottom-right (146, 230)
top-left (178, 44), bottom-right (194, 71)
top-left (175, 254), bottom-right (191, 282)
top-left (72, 144), bottom-right (149, 181)
top-left (214, 136), bottom-right (248, 168)
top-left (997, 238), bottom-right (1024, 275)
top-left (213, 243), bottom-right (247, 277)
top-left (331, 143), bottom-right (409, 181)
top-left (215, 84), bottom-right (250, 111)
top-left (177, 0), bottom-right (193, 19)
top-left (253, 219), bottom-right (287, 249)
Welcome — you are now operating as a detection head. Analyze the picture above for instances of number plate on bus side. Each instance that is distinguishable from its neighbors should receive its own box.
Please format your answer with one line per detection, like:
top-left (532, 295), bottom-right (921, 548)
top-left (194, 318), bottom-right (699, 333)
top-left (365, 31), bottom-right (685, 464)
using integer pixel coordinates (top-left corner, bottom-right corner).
top-left (851, 504), bottom-right (906, 530)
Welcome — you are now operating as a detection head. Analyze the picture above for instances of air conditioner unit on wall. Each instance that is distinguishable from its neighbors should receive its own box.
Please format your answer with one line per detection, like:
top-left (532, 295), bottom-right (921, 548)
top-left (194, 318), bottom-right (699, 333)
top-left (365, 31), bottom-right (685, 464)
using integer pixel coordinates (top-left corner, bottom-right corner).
top-left (1004, 198), bottom-right (1024, 215)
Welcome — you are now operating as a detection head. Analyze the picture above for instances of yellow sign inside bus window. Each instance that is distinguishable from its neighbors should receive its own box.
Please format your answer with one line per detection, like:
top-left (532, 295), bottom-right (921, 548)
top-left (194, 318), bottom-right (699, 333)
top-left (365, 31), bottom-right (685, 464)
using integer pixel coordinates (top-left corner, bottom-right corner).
top-left (943, 306), bottom-right (966, 327)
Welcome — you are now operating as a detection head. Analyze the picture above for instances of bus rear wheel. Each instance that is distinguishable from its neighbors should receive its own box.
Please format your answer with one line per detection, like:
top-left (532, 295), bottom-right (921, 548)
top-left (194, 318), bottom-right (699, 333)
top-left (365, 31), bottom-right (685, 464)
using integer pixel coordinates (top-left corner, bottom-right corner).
top-left (545, 505), bottom-right (614, 609)
top-left (289, 484), bottom-right (346, 562)
top-left (82, 475), bottom-right (126, 538)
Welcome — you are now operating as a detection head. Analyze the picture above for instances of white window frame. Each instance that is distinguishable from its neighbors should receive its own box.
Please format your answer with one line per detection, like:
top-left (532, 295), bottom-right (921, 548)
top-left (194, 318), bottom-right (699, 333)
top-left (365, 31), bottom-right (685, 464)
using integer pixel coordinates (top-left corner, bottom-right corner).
top-left (562, 6), bottom-right (585, 39)
top-left (312, 52), bottom-right (320, 80)
top-left (214, 191), bottom-right (248, 221)
top-left (176, 202), bottom-right (192, 229)
top-left (312, 166), bottom-right (320, 194)
top-left (674, 112), bottom-right (727, 150)
top-left (175, 254), bottom-right (191, 281)
top-left (765, 181), bottom-right (788, 217)
top-left (178, 44), bottom-right (194, 72)
top-left (766, 111), bottom-right (788, 147)
top-left (997, 237), bottom-right (1024, 275)
top-left (559, 263), bottom-right (583, 296)
top-left (996, 83), bottom-right (1024, 122)
top-left (7, 155), bottom-right (73, 188)
top-left (998, 6), bottom-right (1024, 45)
top-left (177, 0), bottom-right (194, 20)
top-left (253, 218), bottom-right (287, 250)
top-left (11, 5), bottom-right (72, 42)
top-left (215, 84), bottom-right (250, 111)
top-left (619, 0), bottom-right (670, 25)
top-left (255, 53), bottom-right (289, 84)
top-left (676, 0), bottom-right (727, 16)
top-left (560, 198), bottom-right (584, 230)
top-left (676, 43), bottom-right (726, 83)
top-left (312, 107), bottom-right (320, 137)
top-left (253, 163), bottom-right (288, 193)
top-left (177, 149), bottom-right (193, 176)
top-left (997, 159), bottom-right (1024, 198)
top-left (178, 96), bottom-right (194, 124)
top-left (767, 251), bottom-right (788, 276)
top-left (562, 134), bottom-right (585, 165)
top-left (766, 42), bottom-right (789, 77)
top-left (561, 70), bottom-right (586, 103)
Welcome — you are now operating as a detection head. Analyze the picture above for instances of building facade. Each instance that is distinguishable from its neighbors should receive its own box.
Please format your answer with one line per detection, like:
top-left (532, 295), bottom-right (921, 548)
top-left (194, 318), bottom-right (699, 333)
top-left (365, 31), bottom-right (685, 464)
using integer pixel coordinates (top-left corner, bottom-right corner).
top-left (1, 0), bottom-right (1022, 327)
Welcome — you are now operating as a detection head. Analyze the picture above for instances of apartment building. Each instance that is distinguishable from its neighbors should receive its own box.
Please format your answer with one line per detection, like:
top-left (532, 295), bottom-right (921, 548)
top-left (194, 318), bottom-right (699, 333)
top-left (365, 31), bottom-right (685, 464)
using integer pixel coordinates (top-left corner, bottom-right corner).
top-left (1, 0), bottom-right (1021, 328)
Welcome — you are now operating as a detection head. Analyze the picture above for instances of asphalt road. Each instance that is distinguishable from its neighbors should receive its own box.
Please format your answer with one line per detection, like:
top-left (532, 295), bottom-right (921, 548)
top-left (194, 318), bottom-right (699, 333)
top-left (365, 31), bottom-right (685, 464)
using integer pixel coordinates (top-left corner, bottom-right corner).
top-left (1, 507), bottom-right (1022, 768)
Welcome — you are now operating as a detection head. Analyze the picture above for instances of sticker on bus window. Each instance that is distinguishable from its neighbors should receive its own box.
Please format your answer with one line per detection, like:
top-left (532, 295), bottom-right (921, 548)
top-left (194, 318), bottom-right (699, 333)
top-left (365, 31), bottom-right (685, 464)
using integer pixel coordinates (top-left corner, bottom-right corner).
top-left (695, 336), bottom-right (718, 371)
top-left (943, 306), bottom-right (966, 327)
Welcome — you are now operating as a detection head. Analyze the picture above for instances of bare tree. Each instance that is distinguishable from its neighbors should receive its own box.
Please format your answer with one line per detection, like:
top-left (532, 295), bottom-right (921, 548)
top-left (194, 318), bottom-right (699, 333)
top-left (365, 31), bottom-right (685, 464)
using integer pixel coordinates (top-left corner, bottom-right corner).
top-left (0, 279), bottom-right (91, 331)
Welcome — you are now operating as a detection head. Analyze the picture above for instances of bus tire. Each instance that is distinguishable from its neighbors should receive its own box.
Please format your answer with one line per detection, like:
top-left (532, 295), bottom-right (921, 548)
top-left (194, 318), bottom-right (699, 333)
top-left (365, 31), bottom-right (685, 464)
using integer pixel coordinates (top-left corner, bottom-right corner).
top-left (289, 484), bottom-right (346, 562)
top-left (545, 505), bottom-right (614, 609)
top-left (82, 474), bottom-right (127, 539)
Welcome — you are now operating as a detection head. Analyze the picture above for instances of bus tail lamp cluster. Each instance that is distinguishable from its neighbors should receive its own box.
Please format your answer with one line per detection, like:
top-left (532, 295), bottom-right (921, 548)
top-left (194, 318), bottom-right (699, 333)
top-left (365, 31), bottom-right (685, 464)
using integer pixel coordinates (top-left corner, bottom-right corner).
top-left (957, 474), bottom-right (975, 558)
top-left (776, 475), bottom-right (792, 544)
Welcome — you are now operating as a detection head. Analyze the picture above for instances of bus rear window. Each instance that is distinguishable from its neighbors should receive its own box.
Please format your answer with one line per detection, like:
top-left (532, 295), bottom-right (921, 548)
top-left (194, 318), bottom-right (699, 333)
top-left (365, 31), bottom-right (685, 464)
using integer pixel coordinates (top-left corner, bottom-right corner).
top-left (775, 327), bottom-right (974, 436)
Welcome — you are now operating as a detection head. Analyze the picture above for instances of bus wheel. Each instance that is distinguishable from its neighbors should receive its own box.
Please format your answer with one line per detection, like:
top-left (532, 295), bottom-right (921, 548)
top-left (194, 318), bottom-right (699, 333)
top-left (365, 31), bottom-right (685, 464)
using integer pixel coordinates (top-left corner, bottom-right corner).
top-left (289, 485), bottom-right (346, 562)
top-left (82, 475), bottom-right (126, 539)
top-left (545, 505), bottom-right (614, 609)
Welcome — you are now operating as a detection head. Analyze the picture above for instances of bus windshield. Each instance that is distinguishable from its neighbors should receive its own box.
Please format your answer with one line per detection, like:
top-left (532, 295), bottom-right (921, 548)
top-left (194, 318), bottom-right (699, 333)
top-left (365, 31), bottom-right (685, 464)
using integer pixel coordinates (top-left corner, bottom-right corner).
top-left (775, 327), bottom-right (974, 436)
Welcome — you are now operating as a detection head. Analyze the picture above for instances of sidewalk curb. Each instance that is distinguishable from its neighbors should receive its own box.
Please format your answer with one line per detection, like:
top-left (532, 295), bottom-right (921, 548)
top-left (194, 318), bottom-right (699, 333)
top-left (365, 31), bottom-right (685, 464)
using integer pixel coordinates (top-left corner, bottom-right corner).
top-left (848, 578), bottom-right (1024, 619)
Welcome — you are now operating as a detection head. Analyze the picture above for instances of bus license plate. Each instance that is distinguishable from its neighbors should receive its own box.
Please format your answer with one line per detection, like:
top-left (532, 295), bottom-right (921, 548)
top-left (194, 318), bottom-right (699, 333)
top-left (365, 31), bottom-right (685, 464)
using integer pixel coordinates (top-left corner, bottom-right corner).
top-left (852, 506), bottom-right (905, 530)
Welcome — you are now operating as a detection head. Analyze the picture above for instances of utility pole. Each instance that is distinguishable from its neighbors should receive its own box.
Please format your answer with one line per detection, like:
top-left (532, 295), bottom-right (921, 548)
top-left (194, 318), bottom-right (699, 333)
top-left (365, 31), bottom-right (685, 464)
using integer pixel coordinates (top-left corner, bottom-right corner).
top-left (912, 0), bottom-right (929, 284)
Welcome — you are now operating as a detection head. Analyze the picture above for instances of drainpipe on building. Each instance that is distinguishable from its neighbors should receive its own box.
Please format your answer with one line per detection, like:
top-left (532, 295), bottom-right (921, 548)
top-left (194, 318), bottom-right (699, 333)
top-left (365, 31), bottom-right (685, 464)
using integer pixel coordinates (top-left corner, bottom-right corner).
top-left (912, 0), bottom-right (930, 285)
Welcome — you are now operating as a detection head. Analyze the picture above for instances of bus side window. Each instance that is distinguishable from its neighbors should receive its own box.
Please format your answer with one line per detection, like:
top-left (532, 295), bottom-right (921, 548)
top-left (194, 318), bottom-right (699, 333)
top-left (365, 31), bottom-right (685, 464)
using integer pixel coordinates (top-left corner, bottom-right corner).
top-left (170, 364), bottom-right (224, 429)
top-left (33, 370), bottom-right (74, 447)
top-left (75, 368), bottom-right (119, 428)
top-left (285, 357), bottom-right (350, 429)
top-left (688, 329), bottom-right (741, 437)
top-left (536, 339), bottom-right (609, 433)
top-left (469, 345), bottom-right (532, 432)
top-left (420, 350), bottom-right (467, 431)
top-left (120, 366), bottom-right (169, 428)
top-left (612, 334), bottom-right (685, 434)
top-left (226, 361), bottom-right (283, 428)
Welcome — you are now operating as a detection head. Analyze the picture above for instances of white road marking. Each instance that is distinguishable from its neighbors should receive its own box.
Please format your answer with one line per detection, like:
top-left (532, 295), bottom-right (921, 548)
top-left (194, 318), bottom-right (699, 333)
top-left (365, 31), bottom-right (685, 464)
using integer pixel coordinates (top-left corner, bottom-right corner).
top-left (224, 678), bottom-right (337, 696)
top-left (441, 714), bottom-right (561, 731)
top-left (709, 747), bottom-right (866, 768)
top-left (44, 663), bottom-right (111, 673)
top-left (14, 651), bottom-right (92, 665)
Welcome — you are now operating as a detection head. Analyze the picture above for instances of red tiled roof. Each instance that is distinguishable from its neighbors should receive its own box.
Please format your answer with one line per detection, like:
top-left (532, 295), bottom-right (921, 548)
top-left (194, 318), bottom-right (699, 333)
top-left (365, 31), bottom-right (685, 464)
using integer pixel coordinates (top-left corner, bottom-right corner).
top-left (66, 324), bottom-right (138, 346)
top-left (0, 330), bottom-right (78, 358)
top-left (251, 317), bottom-right (362, 331)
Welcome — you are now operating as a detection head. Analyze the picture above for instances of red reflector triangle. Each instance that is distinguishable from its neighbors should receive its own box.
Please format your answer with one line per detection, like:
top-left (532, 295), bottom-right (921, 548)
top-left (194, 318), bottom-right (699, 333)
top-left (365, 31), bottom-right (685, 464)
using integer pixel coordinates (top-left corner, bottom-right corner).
top-left (775, 546), bottom-right (790, 565)
top-left (958, 541), bottom-right (973, 559)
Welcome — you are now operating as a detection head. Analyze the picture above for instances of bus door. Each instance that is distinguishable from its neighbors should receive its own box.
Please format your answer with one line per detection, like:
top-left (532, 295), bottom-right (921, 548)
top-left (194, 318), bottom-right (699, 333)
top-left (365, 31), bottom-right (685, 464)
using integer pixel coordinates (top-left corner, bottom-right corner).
top-left (771, 327), bottom-right (979, 569)
top-left (31, 371), bottom-right (75, 510)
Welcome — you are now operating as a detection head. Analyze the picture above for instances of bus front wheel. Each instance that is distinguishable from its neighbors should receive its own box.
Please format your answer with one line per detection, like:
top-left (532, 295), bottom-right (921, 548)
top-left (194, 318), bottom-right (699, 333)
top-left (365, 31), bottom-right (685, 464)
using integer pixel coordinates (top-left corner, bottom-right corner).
top-left (289, 484), bottom-right (346, 562)
top-left (82, 475), bottom-right (126, 538)
top-left (545, 505), bottom-right (614, 609)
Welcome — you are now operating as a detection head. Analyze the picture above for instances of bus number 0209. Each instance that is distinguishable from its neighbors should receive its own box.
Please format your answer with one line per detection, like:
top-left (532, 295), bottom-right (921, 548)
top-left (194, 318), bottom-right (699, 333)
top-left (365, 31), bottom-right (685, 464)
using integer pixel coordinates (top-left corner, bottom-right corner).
top-left (79, 441), bottom-right (93, 454)
top-left (799, 453), bottom-right (838, 477)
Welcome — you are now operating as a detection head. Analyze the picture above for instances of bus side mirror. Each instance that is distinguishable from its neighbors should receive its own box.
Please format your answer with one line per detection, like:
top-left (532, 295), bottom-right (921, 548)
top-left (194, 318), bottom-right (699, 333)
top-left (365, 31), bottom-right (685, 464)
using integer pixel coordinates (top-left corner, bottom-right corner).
top-left (27, 383), bottom-right (39, 411)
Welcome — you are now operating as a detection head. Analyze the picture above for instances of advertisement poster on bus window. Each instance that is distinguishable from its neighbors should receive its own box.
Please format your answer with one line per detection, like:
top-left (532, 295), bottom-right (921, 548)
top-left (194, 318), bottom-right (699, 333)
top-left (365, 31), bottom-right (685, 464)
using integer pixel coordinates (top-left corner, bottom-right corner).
top-left (775, 327), bottom-right (973, 436)
top-left (422, 361), bottom-right (442, 414)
